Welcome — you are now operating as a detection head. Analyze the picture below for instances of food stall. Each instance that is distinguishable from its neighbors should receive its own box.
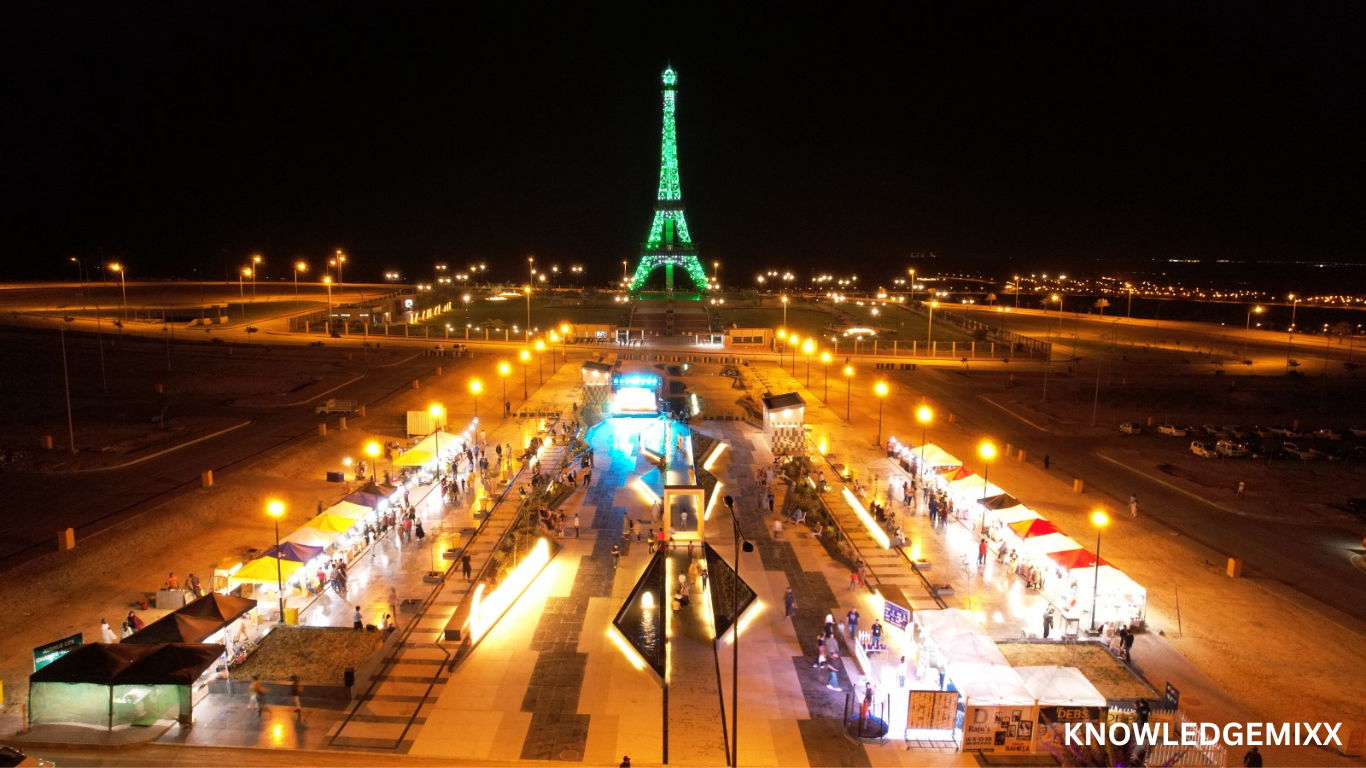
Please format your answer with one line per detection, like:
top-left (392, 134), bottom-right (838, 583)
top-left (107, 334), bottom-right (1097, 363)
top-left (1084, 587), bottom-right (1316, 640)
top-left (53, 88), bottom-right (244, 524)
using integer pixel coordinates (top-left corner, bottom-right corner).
top-left (122, 592), bottom-right (259, 703)
top-left (28, 643), bottom-right (225, 729)
top-left (946, 661), bottom-right (1038, 756)
top-left (1055, 565), bottom-right (1146, 628)
top-left (229, 556), bottom-right (305, 622)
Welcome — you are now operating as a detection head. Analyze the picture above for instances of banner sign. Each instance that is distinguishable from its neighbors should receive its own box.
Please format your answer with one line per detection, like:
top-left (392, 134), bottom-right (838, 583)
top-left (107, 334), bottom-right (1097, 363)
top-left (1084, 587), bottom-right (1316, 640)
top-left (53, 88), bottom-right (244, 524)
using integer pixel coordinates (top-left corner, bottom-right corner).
top-left (33, 632), bottom-right (83, 671)
top-left (907, 690), bottom-right (959, 731)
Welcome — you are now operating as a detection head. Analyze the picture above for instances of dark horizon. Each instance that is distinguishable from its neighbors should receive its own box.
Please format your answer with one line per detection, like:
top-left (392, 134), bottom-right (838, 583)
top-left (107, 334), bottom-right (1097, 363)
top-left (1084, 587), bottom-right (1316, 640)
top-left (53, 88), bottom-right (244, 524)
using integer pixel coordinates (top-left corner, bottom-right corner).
top-left (5, 4), bottom-right (1363, 286)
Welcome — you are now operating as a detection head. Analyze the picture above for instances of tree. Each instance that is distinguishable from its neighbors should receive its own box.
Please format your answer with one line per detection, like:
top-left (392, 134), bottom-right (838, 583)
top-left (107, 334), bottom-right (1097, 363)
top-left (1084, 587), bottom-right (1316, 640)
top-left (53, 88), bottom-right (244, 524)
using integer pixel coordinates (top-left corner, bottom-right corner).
top-left (986, 293), bottom-right (997, 305)
top-left (1094, 298), bottom-right (1110, 316)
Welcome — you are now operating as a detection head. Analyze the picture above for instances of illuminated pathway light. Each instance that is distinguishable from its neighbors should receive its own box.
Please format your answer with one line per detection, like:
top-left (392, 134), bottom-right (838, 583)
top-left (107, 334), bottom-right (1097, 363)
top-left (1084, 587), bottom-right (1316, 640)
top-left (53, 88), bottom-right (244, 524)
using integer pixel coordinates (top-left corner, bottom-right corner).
top-left (469, 538), bottom-right (551, 642)
top-left (843, 487), bottom-right (891, 549)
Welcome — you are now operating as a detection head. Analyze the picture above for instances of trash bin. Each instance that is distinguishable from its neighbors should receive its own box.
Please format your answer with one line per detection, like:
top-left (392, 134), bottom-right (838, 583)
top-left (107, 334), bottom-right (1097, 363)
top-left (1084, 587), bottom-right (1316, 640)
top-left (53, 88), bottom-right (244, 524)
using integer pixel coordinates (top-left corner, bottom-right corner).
top-left (284, 607), bottom-right (299, 625)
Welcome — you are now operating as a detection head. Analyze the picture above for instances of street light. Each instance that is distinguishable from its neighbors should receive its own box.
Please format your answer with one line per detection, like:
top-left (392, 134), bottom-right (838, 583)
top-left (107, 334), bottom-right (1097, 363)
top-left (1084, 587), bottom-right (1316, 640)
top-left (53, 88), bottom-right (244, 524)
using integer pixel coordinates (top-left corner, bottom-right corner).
top-left (802, 339), bottom-right (815, 386)
top-left (240, 267), bottom-right (252, 298)
top-left (524, 284), bottom-right (532, 335)
top-left (108, 262), bottom-right (127, 322)
top-left (560, 322), bottom-right (570, 363)
top-left (548, 331), bottom-right (559, 368)
top-left (266, 500), bottom-right (286, 622)
top-left (498, 362), bottom-right (511, 418)
top-left (519, 349), bottom-right (530, 399)
top-left (468, 380), bottom-right (482, 420)
top-left (722, 495), bottom-right (755, 768)
top-left (1285, 294), bottom-right (1301, 372)
top-left (1089, 510), bottom-right (1109, 632)
top-left (780, 295), bottom-right (789, 328)
top-left (334, 249), bottom-right (346, 286)
top-left (916, 406), bottom-right (932, 476)
top-left (820, 351), bottom-right (832, 401)
top-left (294, 261), bottom-right (307, 298)
top-left (251, 254), bottom-right (262, 297)
top-left (534, 339), bottom-right (545, 385)
top-left (978, 441), bottom-right (996, 505)
top-left (323, 276), bottom-right (333, 333)
top-left (429, 404), bottom-right (445, 482)
top-left (874, 381), bottom-right (889, 446)
top-left (843, 365), bottom-right (854, 421)
top-left (1244, 305), bottom-right (1263, 359)
top-left (788, 333), bottom-right (800, 375)
top-left (365, 441), bottom-right (382, 483)
top-left (926, 300), bottom-right (939, 354)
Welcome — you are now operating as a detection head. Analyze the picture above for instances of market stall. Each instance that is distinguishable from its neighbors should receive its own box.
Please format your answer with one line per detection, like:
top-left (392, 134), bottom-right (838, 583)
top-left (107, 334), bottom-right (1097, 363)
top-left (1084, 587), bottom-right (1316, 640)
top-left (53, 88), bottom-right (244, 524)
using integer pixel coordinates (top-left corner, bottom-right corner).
top-left (1056, 565), bottom-right (1146, 627)
top-left (122, 593), bottom-right (258, 703)
top-left (28, 643), bottom-right (224, 729)
top-left (229, 556), bottom-right (305, 621)
top-left (946, 661), bottom-right (1038, 755)
top-left (1016, 665), bottom-right (1108, 753)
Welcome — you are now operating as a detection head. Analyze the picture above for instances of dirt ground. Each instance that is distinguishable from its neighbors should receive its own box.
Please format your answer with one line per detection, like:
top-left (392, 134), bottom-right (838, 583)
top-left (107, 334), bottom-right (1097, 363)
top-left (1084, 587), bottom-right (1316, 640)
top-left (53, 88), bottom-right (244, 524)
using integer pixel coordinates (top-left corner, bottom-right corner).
top-left (996, 642), bottom-right (1155, 701)
top-left (232, 625), bottom-right (386, 686)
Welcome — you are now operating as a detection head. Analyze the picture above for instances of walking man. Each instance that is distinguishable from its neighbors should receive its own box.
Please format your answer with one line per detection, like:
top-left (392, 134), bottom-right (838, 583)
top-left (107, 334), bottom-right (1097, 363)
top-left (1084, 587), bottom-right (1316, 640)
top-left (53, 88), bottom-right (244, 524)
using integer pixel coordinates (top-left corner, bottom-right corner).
top-left (1129, 493), bottom-right (1139, 517)
top-left (978, 537), bottom-right (989, 567)
top-left (290, 674), bottom-right (304, 719)
top-left (574, 513), bottom-right (581, 539)
top-left (353, 606), bottom-right (363, 629)
top-left (846, 607), bottom-right (860, 638)
top-left (784, 587), bottom-right (796, 619)
top-left (611, 543), bottom-right (620, 569)
top-left (1043, 606), bottom-right (1055, 639)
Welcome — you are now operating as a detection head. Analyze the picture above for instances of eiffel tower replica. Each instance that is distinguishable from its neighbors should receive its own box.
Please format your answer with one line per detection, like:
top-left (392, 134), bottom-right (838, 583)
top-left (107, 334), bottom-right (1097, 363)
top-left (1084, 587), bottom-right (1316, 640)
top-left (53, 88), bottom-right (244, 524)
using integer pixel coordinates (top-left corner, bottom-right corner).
top-left (628, 66), bottom-right (709, 297)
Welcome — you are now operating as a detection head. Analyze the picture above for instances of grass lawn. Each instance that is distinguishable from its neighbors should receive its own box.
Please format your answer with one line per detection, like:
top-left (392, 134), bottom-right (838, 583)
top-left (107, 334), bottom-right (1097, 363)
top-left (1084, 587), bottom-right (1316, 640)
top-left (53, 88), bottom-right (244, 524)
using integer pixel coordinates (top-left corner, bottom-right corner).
top-left (996, 641), bottom-right (1156, 700)
top-left (419, 297), bottom-right (630, 335)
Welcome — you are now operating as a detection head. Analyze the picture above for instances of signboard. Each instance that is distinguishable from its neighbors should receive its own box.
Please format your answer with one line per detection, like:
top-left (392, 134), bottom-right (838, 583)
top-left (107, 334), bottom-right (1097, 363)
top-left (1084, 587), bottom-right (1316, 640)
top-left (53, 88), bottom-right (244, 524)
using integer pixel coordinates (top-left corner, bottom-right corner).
top-left (1164, 681), bottom-right (1180, 709)
top-left (611, 374), bottom-right (660, 389)
top-left (33, 632), bottom-right (83, 671)
top-left (882, 600), bottom-right (911, 630)
top-left (962, 705), bottom-right (1037, 754)
top-left (907, 690), bottom-right (959, 731)
top-left (1034, 705), bottom-right (1108, 752)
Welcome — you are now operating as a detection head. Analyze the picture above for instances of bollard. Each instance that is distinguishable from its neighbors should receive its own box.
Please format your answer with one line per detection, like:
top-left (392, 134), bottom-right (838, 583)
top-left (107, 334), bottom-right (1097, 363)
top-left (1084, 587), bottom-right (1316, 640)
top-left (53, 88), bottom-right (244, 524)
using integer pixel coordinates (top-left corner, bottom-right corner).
top-left (1018, 449), bottom-right (1027, 462)
top-left (40, 435), bottom-right (53, 450)
top-left (318, 423), bottom-right (328, 437)
top-left (1146, 416), bottom-right (1155, 427)
top-left (1005, 443), bottom-right (1013, 457)
top-left (1073, 478), bottom-right (1084, 493)
top-left (436, 366), bottom-right (442, 376)
top-left (58, 527), bottom-right (76, 551)
top-left (948, 413), bottom-right (956, 424)
top-left (358, 405), bottom-right (366, 418)
top-left (338, 417), bottom-right (347, 431)
top-left (201, 470), bottom-right (213, 488)
top-left (1227, 558), bottom-right (1243, 578)
top-left (412, 379), bottom-right (420, 389)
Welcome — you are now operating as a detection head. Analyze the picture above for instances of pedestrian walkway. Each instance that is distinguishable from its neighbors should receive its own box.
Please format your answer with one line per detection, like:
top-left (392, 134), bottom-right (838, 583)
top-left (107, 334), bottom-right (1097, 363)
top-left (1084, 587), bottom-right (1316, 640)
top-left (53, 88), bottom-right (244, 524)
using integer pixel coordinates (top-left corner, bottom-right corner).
top-left (664, 549), bottom-right (729, 767)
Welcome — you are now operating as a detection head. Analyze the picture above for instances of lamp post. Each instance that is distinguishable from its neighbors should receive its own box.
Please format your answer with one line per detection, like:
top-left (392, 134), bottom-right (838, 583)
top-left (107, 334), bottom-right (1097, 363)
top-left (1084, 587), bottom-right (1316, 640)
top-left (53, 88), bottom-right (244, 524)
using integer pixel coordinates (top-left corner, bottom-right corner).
top-left (429, 404), bottom-right (445, 482)
top-left (802, 340), bottom-right (814, 386)
top-left (267, 500), bottom-right (286, 622)
top-left (916, 406), bottom-right (932, 476)
top-left (1126, 284), bottom-right (1134, 318)
top-left (334, 249), bottom-right (346, 287)
top-left (820, 351), bottom-right (832, 401)
top-left (874, 381), bottom-right (889, 446)
top-left (520, 349), bottom-right (530, 399)
top-left (560, 323), bottom-right (570, 363)
top-left (240, 267), bottom-right (251, 298)
top-left (787, 334), bottom-right (800, 375)
top-left (548, 331), bottom-right (559, 369)
top-left (1244, 306), bottom-right (1263, 359)
top-left (109, 263), bottom-right (127, 321)
top-left (469, 380), bottom-right (482, 421)
top-left (323, 276), bottom-right (333, 333)
top-left (908, 268), bottom-right (916, 305)
top-left (365, 441), bottom-right (381, 483)
top-left (498, 362), bottom-right (511, 418)
top-left (926, 300), bottom-right (939, 355)
top-left (722, 495), bottom-right (754, 768)
top-left (294, 261), bottom-right (307, 299)
top-left (1089, 510), bottom-right (1109, 632)
top-left (251, 254), bottom-right (262, 296)
top-left (524, 284), bottom-right (532, 336)
top-left (978, 441), bottom-right (996, 506)
top-left (1285, 294), bottom-right (1300, 372)
top-left (59, 318), bottom-right (77, 453)
top-left (780, 295), bottom-right (788, 328)
top-left (534, 339), bottom-right (545, 385)
top-left (1014, 275), bottom-right (1021, 309)
top-left (843, 365), bottom-right (854, 422)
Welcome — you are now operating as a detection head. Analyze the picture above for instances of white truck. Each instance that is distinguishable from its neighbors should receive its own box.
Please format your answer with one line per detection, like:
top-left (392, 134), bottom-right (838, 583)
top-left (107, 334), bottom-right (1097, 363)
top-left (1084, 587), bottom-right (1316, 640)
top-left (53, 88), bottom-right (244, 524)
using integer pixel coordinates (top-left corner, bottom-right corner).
top-left (315, 399), bottom-right (359, 415)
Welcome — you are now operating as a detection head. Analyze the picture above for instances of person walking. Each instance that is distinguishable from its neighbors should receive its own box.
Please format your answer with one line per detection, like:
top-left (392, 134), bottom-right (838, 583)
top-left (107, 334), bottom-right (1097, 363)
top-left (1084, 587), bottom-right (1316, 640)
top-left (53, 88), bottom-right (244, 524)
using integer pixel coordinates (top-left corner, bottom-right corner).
top-left (461, 553), bottom-right (472, 581)
top-left (846, 607), bottom-right (860, 638)
top-left (290, 674), bottom-right (304, 718)
top-left (1236, 480), bottom-right (1245, 497)
top-left (897, 655), bottom-right (908, 688)
top-left (1121, 628), bottom-right (1135, 661)
top-left (848, 569), bottom-right (858, 590)
top-left (978, 537), bottom-right (989, 567)
top-left (1043, 606), bottom-right (1055, 639)
top-left (1243, 746), bottom-right (1263, 767)
top-left (611, 543), bottom-right (620, 569)
top-left (823, 654), bottom-right (842, 691)
top-left (824, 613), bottom-right (835, 638)
top-left (1043, 454), bottom-right (1051, 470)
top-left (784, 587), bottom-right (796, 618)
top-left (250, 676), bottom-right (266, 714)
top-left (1129, 493), bottom-right (1139, 517)
top-left (773, 518), bottom-right (783, 539)
top-left (188, 573), bottom-right (203, 598)
top-left (574, 513), bottom-right (581, 539)
top-left (353, 606), bottom-right (364, 629)
top-left (415, 519), bottom-right (426, 542)
top-left (99, 618), bottom-right (118, 643)
top-left (766, 491), bottom-right (775, 513)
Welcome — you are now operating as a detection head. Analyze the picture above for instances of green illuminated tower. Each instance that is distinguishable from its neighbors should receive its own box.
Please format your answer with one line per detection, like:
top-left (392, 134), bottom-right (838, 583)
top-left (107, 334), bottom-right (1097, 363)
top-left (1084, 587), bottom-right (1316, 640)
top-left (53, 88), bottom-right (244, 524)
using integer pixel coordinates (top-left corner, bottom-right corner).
top-left (629, 66), bottom-right (709, 295)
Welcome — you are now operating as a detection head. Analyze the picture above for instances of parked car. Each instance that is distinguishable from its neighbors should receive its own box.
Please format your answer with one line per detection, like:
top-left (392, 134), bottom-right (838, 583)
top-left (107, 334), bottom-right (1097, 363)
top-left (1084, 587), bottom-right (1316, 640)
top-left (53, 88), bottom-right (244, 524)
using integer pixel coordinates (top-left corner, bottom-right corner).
top-left (1223, 425), bottom-right (1248, 440)
top-left (1282, 442), bottom-right (1317, 460)
top-left (0, 746), bottom-right (55, 768)
top-left (1159, 424), bottom-right (1189, 437)
top-left (1347, 498), bottom-right (1366, 521)
top-left (1197, 424), bottom-right (1224, 438)
top-left (1269, 425), bottom-right (1297, 438)
top-left (1190, 441), bottom-right (1216, 458)
top-left (1119, 422), bottom-right (1141, 435)
top-left (1215, 440), bottom-right (1251, 458)
top-left (1349, 426), bottom-right (1366, 438)
top-left (1313, 428), bottom-right (1343, 441)
top-left (1250, 425), bottom-right (1275, 438)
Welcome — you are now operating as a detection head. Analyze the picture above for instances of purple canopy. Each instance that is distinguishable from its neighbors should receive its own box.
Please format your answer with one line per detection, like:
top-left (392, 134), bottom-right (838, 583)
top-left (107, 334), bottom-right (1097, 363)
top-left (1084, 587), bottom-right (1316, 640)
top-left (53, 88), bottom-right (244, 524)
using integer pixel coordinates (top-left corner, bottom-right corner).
top-left (261, 541), bottom-right (325, 563)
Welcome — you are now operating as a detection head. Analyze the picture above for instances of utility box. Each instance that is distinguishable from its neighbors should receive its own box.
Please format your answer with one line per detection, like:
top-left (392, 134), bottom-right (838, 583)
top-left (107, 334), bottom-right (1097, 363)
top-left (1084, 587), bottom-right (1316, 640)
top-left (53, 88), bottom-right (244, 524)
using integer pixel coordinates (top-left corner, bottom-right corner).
top-left (1073, 478), bottom-right (1084, 493)
top-left (201, 470), bottom-right (213, 488)
top-left (57, 528), bottom-right (75, 551)
top-left (1227, 558), bottom-right (1243, 578)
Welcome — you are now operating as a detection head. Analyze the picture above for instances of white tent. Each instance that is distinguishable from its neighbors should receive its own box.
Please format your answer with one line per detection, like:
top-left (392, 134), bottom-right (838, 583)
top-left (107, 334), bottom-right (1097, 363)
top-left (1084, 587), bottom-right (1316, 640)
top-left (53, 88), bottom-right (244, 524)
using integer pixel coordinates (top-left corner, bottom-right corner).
top-left (935, 633), bottom-right (1009, 667)
top-left (948, 475), bottom-right (1006, 500)
top-left (1021, 533), bottom-right (1082, 557)
top-left (324, 501), bottom-right (374, 520)
top-left (1069, 566), bottom-right (1145, 599)
top-left (994, 507), bottom-right (1042, 525)
top-left (1016, 666), bottom-right (1106, 707)
top-left (916, 443), bottom-right (961, 468)
top-left (282, 526), bottom-right (343, 548)
top-left (915, 608), bottom-right (991, 641)
top-left (945, 662), bottom-right (1035, 706)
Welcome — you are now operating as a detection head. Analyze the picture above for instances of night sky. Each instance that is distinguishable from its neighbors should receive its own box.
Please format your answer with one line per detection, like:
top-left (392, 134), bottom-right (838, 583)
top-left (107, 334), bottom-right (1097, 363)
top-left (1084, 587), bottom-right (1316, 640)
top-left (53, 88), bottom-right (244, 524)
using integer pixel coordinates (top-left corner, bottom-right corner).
top-left (5, 4), bottom-right (1363, 285)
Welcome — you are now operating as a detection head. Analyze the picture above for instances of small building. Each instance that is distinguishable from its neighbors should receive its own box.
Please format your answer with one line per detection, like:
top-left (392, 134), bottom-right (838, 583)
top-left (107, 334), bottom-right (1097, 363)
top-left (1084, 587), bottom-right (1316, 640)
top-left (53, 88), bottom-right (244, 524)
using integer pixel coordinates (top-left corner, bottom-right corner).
top-left (725, 327), bottom-right (772, 347)
top-left (581, 360), bottom-right (614, 406)
top-left (761, 392), bottom-right (806, 455)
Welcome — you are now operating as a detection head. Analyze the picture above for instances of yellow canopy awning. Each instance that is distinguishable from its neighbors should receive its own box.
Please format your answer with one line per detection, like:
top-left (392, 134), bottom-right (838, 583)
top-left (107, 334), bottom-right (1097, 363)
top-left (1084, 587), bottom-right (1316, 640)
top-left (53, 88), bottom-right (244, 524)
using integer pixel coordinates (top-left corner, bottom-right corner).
top-left (325, 501), bottom-right (373, 520)
top-left (392, 449), bottom-right (437, 468)
top-left (304, 513), bottom-right (358, 534)
top-left (231, 556), bottom-right (305, 585)
top-left (282, 526), bottom-right (342, 548)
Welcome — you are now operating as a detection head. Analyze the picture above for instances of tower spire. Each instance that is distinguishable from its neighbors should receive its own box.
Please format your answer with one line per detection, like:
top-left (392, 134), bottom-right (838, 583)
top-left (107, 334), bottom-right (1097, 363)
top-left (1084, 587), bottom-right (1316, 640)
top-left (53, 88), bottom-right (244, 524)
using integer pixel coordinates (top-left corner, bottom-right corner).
top-left (629, 65), bottom-right (708, 295)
